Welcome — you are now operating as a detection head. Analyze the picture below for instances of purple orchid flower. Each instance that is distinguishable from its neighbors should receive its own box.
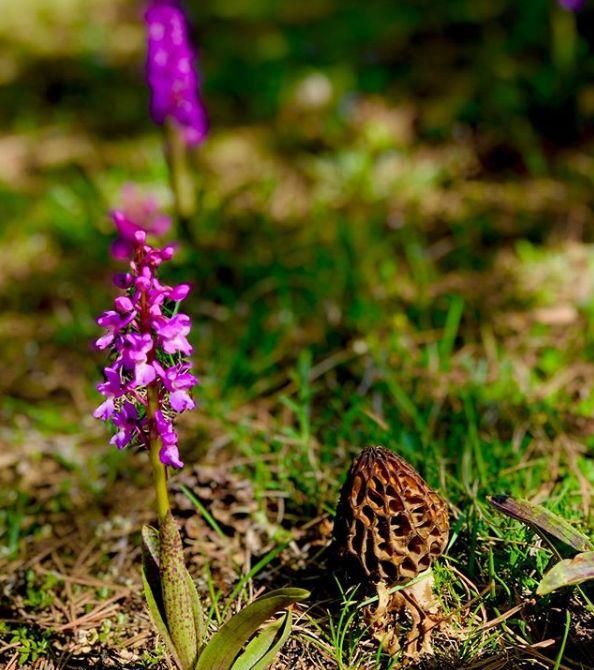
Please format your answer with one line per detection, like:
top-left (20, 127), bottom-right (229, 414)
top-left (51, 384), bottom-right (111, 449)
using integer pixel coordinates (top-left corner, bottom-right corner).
top-left (155, 409), bottom-right (184, 468)
top-left (94, 206), bottom-right (198, 468)
top-left (154, 362), bottom-right (197, 412)
top-left (94, 367), bottom-right (127, 420)
top-left (145, 1), bottom-right (208, 146)
top-left (155, 313), bottom-right (193, 355)
top-left (110, 185), bottom-right (172, 259)
top-left (559, 0), bottom-right (586, 10)
top-left (111, 402), bottom-right (142, 450)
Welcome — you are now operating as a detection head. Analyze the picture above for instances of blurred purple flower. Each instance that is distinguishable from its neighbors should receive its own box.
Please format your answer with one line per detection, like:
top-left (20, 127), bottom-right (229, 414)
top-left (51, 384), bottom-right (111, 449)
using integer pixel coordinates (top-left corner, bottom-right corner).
top-left (559, 0), bottom-right (586, 10)
top-left (111, 186), bottom-right (172, 259)
top-left (94, 212), bottom-right (197, 469)
top-left (145, 1), bottom-right (208, 146)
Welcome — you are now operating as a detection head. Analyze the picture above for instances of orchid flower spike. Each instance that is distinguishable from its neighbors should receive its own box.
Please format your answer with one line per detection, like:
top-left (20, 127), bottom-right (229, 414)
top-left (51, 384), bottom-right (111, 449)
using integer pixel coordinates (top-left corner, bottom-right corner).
top-left (145, 0), bottom-right (208, 146)
top-left (558, 0), bottom-right (586, 11)
top-left (94, 203), bottom-right (197, 469)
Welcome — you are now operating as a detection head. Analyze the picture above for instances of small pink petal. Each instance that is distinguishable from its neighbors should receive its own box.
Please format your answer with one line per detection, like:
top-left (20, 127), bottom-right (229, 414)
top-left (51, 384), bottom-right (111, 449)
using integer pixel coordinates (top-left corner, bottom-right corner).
top-left (93, 398), bottom-right (114, 420)
top-left (159, 443), bottom-right (184, 468)
top-left (134, 362), bottom-right (157, 386)
top-left (169, 284), bottom-right (190, 301)
top-left (170, 390), bottom-right (194, 412)
top-left (95, 333), bottom-right (115, 350)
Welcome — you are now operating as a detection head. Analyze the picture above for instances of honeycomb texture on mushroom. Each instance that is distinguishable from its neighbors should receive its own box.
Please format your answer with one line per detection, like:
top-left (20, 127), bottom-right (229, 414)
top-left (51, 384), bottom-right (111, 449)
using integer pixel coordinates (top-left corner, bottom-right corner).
top-left (334, 446), bottom-right (449, 584)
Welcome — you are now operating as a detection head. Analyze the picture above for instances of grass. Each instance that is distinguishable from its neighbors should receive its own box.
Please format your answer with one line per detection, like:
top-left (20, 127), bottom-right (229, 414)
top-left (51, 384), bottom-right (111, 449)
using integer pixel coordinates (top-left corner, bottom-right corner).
top-left (1, 1), bottom-right (594, 668)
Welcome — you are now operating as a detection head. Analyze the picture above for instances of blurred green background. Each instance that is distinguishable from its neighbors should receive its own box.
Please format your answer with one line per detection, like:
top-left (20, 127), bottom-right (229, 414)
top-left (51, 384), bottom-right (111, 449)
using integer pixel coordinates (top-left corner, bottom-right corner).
top-left (2, 0), bottom-right (594, 523)
top-left (2, 0), bottom-right (594, 501)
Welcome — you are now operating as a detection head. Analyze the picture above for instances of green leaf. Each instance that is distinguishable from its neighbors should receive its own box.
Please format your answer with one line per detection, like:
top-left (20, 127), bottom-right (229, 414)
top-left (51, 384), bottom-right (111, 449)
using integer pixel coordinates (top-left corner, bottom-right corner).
top-left (142, 525), bottom-right (161, 565)
top-left (195, 588), bottom-right (309, 670)
top-left (142, 566), bottom-right (183, 670)
top-left (142, 524), bottom-right (205, 648)
top-left (488, 495), bottom-right (594, 552)
top-left (142, 525), bottom-right (163, 611)
top-left (185, 560), bottom-right (207, 648)
top-left (160, 512), bottom-right (199, 670)
top-left (141, 526), bottom-right (185, 669)
top-left (231, 612), bottom-right (291, 670)
top-left (537, 551), bottom-right (594, 595)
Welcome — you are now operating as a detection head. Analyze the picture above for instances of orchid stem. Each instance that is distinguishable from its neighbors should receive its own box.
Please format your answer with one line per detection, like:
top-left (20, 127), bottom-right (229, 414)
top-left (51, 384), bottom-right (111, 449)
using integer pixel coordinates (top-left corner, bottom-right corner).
top-left (147, 385), bottom-right (170, 521)
top-left (165, 118), bottom-right (196, 242)
top-left (150, 439), bottom-right (170, 521)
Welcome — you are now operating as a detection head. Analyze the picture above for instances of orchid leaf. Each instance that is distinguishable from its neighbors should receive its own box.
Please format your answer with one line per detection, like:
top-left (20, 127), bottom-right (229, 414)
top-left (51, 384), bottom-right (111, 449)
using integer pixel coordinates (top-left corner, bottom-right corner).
top-left (143, 523), bottom-right (205, 648)
top-left (185, 559), bottom-right (207, 647)
top-left (142, 525), bottom-right (183, 669)
top-left (194, 588), bottom-right (309, 670)
top-left (160, 512), bottom-right (199, 670)
top-left (142, 524), bottom-right (161, 567)
top-left (141, 525), bottom-right (165, 623)
top-left (231, 612), bottom-right (291, 670)
top-left (488, 495), bottom-right (593, 552)
top-left (537, 551), bottom-right (594, 595)
top-left (142, 565), bottom-right (184, 670)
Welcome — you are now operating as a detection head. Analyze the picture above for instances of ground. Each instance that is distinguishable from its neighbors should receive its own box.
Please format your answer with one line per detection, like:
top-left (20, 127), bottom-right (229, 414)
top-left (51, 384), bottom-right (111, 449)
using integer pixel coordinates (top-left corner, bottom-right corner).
top-left (0, 1), bottom-right (593, 669)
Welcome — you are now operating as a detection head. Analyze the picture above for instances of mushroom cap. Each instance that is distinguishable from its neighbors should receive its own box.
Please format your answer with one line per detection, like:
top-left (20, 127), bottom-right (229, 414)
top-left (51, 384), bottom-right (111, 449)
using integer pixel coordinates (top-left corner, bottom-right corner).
top-left (333, 446), bottom-right (449, 585)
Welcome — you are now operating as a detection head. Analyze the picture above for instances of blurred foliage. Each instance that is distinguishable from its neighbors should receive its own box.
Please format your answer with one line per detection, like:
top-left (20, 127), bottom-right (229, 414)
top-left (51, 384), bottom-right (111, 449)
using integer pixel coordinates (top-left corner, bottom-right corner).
top-left (3, 1), bottom-right (594, 146)
top-left (188, 0), bottom-right (594, 144)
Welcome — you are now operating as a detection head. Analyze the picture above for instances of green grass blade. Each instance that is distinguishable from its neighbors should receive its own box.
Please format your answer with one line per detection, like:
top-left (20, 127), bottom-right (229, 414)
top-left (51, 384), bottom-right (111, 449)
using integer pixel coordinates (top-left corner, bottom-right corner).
top-left (222, 543), bottom-right (290, 618)
top-left (439, 295), bottom-right (464, 369)
top-left (553, 610), bottom-right (571, 670)
top-left (181, 484), bottom-right (226, 539)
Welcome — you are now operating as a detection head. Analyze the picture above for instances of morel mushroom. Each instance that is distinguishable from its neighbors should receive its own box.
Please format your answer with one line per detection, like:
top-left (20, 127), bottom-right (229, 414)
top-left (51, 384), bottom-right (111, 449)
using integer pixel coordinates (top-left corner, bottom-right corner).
top-left (334, 446), bottom-right (449, 657)
top-left (334, 445), bottom-right (449, 582)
